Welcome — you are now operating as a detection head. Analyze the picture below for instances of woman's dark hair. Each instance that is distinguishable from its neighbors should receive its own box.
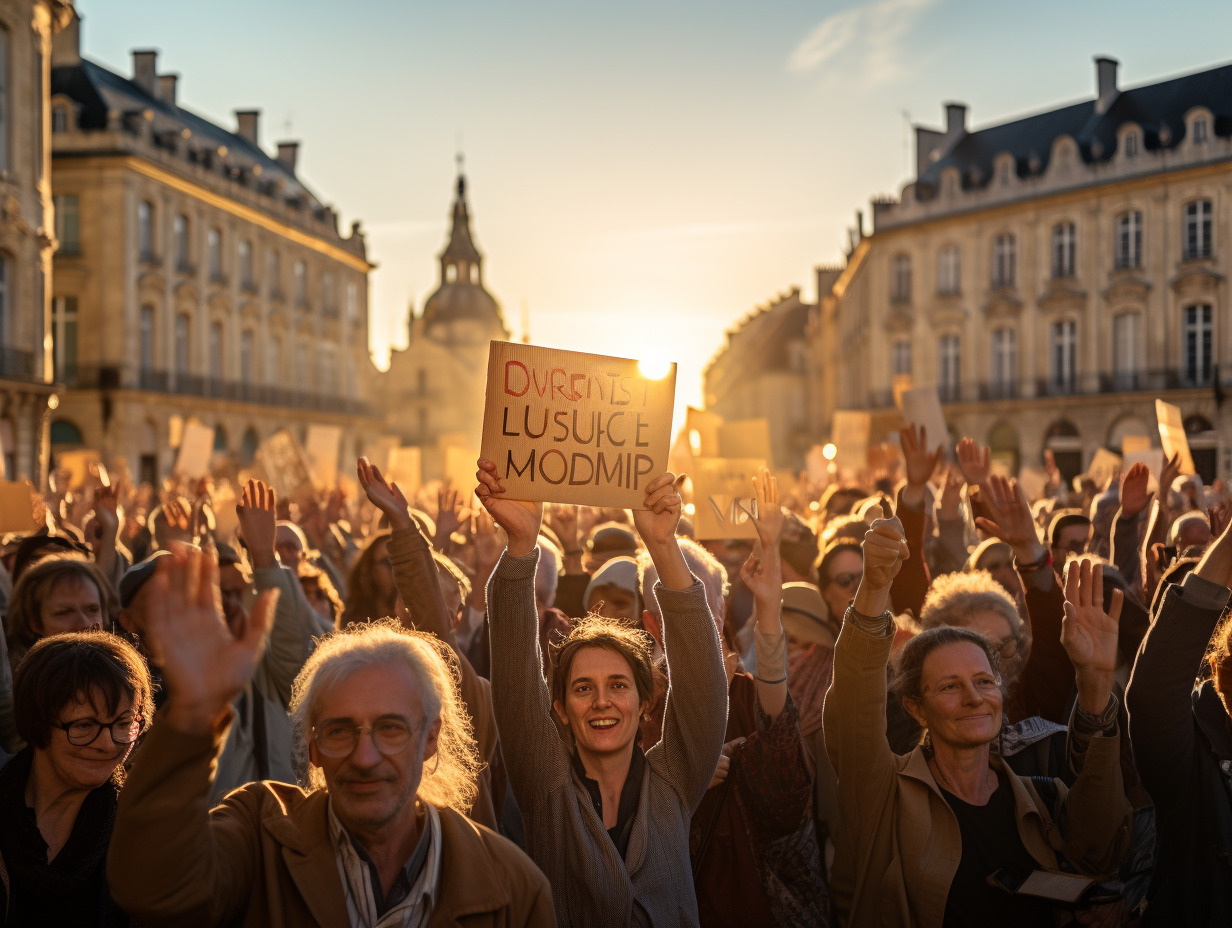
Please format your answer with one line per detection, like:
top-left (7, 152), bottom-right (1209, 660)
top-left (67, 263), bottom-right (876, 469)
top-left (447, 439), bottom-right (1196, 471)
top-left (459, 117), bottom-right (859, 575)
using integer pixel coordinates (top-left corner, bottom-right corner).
top-left (815, 540), bottom-right (863, 587)
top-left (6, 555), bottom-right (113, 658)
top-left (13, 629), bottom-right (153, 750)
top-left (549, 616), bottom-right (655, 714)
top-left (297, 561), bottom-right (345, 628)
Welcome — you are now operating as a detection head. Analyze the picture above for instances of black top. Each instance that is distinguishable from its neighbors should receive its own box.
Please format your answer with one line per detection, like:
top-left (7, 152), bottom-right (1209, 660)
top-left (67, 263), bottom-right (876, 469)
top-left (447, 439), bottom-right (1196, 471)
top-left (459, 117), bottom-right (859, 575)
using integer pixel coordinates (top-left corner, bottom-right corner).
top-left (940, 770), bottom-right (1054, 928)
top-left (573, 744), bottom-right (645, 858)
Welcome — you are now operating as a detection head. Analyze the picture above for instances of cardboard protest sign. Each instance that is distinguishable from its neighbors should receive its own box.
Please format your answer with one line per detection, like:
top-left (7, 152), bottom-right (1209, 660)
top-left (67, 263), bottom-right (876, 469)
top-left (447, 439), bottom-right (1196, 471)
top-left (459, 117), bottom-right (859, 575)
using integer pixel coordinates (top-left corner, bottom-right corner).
top-left (444, 446), bottom-right (479, 494)
top-left (1123, 449), bottom-right (1164, 496)
top-left (56, 449), bottom-right (101, 491)
top-left (831, 411), bottom-right (871, 474)
top-left (1086, 448), bottom-right (1123, 489)
top-left (480, 340), bottom-right (677, 508)
top-left (805, 445), bottom-right (829, 485)
top-left (0, 480), bottom-right (43, 533)
top-left (1120, 435), bottom-right (1152, 455)
top-left (305, 425), bottom-right (343, 489)
top-left (1156, 400), bottom-right (1196, 475)
top-left (211, 483), bottom-right (240, 542)
top-left (717, 419), bottom-right (773, 465)
top-left (685, 407), bottom-right (722, 458)
top-left (174, 421), bottom-right (215, 480)
top-left (387, 447), bottom-right (422, 495)
top-left (899, 387), bottom-right (949, 455)
top-left (255, 429), bottom-right (315, 502)
top-left (691, 458), bottom-right (766, 540)
top-left (892, 374), bottom-right (914, 411)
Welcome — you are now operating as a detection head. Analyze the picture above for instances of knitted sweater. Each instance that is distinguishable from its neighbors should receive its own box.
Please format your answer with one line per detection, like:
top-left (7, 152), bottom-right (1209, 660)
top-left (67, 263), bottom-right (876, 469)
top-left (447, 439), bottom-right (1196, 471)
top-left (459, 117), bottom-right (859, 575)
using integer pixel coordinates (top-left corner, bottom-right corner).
top-left (487, 549), bottom-right (727, 928)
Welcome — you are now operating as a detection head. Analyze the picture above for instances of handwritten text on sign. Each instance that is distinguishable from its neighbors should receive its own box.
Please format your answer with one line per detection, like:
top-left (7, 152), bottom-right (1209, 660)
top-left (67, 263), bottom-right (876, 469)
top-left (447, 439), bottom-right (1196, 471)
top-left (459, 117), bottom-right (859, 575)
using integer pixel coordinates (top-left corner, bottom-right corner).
top-left (480, 341), bottom-right (677, 508)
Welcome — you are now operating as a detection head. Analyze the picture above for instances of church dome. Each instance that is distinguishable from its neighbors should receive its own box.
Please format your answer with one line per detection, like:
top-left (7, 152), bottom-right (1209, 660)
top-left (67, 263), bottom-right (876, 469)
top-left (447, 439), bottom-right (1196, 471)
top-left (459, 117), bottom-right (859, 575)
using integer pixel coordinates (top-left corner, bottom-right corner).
top-left (419, 169), bottom-right (510, 344)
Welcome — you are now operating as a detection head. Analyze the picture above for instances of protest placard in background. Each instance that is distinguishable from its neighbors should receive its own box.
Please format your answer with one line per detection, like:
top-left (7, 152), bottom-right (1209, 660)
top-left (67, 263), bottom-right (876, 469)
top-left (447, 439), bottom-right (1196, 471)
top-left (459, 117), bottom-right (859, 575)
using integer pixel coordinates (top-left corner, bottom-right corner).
top-left (305, 425), bottom-right (343, 489)
top-left (0, 480), bottom-right (43, 533)
top-left (831, 410), bottom-right (871, 474)
top-left (691, 457), bottom-right (766, 540)
top-left (444, 446), bottom-right (479, 494)
top-left (1123, 448), bottom-right (1165, 495)
top-left (899, 387), bottom-right (949, 454)
top-left (1120, 435), bottom-right (1152, 455)
top-left (480, 340), bottom-right (677, 508)
top-left (1086, 448), bottom-right (1123, 489)
top-left (255, 429), bottom-right (315, 502)
top-left (717, 418), bottom-right (773, 465)
top-left (174, 421), bottom-right (215, 480)
top-left (1017, 465), bottom-right (1049, 502)
top-left (685, 406), bottom-right (722, 458)
top-left (1156, 399), bottom-right (1196, 475)
top-left (387, 447), bottom-right (422, 495)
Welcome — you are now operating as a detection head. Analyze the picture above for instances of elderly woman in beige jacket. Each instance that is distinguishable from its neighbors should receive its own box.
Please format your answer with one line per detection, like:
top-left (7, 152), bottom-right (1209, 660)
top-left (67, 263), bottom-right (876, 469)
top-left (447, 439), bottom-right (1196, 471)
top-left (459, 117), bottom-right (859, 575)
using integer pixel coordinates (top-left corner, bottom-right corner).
top-left (824, 501), bottom-right (1131, 928)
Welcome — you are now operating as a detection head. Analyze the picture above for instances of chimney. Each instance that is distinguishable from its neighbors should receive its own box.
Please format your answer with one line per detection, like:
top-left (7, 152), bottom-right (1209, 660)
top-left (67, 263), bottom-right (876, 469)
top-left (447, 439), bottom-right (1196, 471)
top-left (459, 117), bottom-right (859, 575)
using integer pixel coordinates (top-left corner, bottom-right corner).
top-left (945, 102), bottom-right (968, 138)
top-left (275, 140), bottom-right (299, 173)
top-left (131, 49), bottom-right (158, 95)
top-left (157, 74), bottom-right (178, 107)
top-left (51, 8), bottom-right (81, 66)
top-left (235, 109), bottom-right (260, 145)
top-left (1095, 56), bottom-right (1119, 114)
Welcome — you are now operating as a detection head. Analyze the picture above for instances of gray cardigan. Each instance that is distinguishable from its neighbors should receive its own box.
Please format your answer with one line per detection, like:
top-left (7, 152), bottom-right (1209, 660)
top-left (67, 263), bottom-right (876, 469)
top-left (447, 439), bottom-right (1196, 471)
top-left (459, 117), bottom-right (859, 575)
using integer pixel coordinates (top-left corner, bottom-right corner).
top-left (488, 548), bottom-right (727, 928)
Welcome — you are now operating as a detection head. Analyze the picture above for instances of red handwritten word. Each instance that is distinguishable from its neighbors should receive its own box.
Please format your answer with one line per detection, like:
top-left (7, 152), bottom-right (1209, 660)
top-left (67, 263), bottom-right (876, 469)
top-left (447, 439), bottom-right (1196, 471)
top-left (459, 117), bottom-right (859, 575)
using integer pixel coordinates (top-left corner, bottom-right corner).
top-left (503, 360), bottom-right (647, 407)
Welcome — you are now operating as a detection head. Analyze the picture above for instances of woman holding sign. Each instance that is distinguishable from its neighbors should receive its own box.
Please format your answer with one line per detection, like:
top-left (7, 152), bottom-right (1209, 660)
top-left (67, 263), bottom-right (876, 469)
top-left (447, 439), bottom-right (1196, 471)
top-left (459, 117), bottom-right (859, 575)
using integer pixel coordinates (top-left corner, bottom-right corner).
top-left (477, 458), bottom-right (727, 928)
top-left (825, 501), bottom-right (1131, 928)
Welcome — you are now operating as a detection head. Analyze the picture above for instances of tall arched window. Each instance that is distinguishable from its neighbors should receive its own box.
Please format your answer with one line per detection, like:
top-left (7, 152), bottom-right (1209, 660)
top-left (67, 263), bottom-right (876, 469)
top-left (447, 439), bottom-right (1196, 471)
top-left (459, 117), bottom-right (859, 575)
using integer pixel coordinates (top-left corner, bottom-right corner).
top-left (990, 328), bottom-right (1016, 398)
top-left (1184, 200), bottom-right (1213, 260)
top-left (138, 201), bottom-right (154, 260)
top-left (891, 254), bottom-right (912, 302)
top-left (1183, 304), bottom-right (1214, 385)
top-left (992, 234), bottom-right (1016, 287)
top-left (1051, 222), bottom-right (1076, 278)
top-left (937, 245), bottom-right (960, 296)
top-left (1115, 211), bottom-right (1142, 269)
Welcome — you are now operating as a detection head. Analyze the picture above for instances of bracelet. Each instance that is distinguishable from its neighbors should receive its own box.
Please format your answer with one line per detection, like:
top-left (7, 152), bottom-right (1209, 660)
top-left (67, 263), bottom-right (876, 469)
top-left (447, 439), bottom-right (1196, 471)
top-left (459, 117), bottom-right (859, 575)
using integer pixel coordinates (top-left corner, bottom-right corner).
top-left (846, 604), bottom-right (893, 624)
top-left (754, 674), bottom-right (787, 685)
top-left (1017, 550), bottom-right (1052, 574)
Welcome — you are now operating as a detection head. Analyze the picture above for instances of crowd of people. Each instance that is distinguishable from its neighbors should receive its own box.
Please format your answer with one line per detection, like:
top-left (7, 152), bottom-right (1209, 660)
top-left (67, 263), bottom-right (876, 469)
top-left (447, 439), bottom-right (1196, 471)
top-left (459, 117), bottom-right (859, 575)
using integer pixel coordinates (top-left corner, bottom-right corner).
top-left (1, 426), bottom-right (1230, 926)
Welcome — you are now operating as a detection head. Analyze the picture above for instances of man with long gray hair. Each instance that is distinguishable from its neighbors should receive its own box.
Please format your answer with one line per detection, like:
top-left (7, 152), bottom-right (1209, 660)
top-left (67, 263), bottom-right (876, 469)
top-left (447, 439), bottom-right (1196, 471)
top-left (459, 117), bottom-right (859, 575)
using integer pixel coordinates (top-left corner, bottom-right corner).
top-left (108, 545), bottom-right (554, 928)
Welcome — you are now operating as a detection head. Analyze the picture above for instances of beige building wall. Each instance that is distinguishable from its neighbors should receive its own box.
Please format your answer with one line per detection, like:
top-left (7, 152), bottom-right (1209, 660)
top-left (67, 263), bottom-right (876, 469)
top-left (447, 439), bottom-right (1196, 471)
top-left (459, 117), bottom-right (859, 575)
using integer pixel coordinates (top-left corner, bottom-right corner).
top-left (49, 28), bottom-right (380, 485)
top-left (816, 66), bottom-right (1232, 483)
top-left (0, 0), bottom-right (70, 485)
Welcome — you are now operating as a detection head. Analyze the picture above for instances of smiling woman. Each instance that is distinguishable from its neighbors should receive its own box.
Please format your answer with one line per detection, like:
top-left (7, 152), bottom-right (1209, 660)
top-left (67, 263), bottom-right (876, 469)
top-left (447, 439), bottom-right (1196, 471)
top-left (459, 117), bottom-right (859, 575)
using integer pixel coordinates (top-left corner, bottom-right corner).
top-left (823, 510), bottom-right (1133, 928)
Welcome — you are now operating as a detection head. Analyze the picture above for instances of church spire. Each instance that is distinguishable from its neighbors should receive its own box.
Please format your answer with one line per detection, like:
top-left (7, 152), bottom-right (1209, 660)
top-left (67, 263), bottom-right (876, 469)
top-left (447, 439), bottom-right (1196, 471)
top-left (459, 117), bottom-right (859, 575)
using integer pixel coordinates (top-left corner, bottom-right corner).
top-left (440, 152), bottom-right (482, 285)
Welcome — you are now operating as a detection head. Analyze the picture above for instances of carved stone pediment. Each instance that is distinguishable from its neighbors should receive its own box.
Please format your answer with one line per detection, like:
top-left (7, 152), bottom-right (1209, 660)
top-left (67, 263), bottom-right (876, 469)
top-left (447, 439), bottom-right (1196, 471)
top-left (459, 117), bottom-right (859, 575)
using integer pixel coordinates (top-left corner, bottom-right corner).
top-left (137, 270), bottom-right (166, 296)
top-left (1038, 282), bottom-right (1087, 313)
top-left (240, 300), bottom-right (261, 323)
top-left (929, 303), bottom-right (967, 328)
top-left (982, 288), bottom-right (1023, 320)
top-left (1170, 259), bottom-right (1225, 298)
top-left (1104, 270), bottom-right (1151, 304)
top-left (174, 280), bottom-right (199, 304)
top-left (885, 306), bottom-right (913, 333)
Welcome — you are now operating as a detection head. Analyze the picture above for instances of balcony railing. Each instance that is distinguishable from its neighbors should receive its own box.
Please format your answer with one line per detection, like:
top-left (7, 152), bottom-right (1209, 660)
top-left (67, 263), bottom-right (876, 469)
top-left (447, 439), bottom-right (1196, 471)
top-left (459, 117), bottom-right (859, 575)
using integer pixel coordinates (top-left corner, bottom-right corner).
top-left (0, 347), bottom-right (39, 380)
top-left (66, 366), bottom-right (374, 416)
top-left (866, 368), bottom-right (1213, 409)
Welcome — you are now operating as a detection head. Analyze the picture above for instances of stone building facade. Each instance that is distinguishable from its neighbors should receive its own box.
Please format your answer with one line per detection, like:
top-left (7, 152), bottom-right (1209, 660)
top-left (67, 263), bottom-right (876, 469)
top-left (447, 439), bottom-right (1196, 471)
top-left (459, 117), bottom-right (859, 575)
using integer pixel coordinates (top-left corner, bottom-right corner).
top-left (48, 14), bottom-right (379, 485)
top-left (0, 0), bottom-right (72, 484)
top-left (382, 169), bottom-right (510, 479)
top-left (814, 56), bottom-right (1232, 483)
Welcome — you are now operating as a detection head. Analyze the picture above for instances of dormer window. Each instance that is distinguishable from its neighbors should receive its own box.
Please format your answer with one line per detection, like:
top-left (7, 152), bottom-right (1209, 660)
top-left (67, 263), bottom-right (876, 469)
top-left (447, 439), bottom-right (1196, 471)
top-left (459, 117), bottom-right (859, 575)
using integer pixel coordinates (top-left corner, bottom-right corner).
top-left (446, 264), bottom-right (457, 283)
top-left (1124, 132), bottom-right (1138, 158)
top-left (1194, 118), bottom-right (1209, 143)
top-left (51, 106), bottom-right (68, 133)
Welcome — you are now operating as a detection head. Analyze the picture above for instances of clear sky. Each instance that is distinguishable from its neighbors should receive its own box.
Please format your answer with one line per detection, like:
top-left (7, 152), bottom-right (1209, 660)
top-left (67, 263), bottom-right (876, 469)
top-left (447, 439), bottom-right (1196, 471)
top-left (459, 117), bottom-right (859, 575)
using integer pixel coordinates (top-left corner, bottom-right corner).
top-left (77, 0), bottom-right (1232, 427)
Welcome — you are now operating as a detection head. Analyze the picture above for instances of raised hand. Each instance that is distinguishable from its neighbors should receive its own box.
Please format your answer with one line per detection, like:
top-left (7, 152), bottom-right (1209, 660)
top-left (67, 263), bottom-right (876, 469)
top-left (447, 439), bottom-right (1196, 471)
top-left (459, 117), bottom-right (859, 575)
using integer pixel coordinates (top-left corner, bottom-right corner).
top-left (956, 437), bottom-right (992, 489)
top-left (137, 545), bottom-right (279, 734)
top-left (900, 424), bottom-right (941, 488)
top-left (1061, 557), bottom-right (1123, 714)
top-left (937, 467), bottom-right (965, 521)
top-left (1160, 451), bottom-right (1182, 506)
top-left (435, 485), bottom-right (463, 548)
top-left (1119, 462), bottom-right (1153, 519)
top-left (974, 474), bottom-right (1045, 564)
top-left (1209, 500), bottom-right (1232, 540)
top-left (855, 499), bottom-right (909, 617)
top-left (631, 473), bottom-right (684, 551)
top-left (474, 458), bottom-right (543, 558)
top-left (357, 456), bottom-right (413, 531)
top-left (237, 478), bottom-right (277, 569)
top-left (739, 469), bottom-right (784, 607)
top-left (91, 482), bottom-right (121, 543)
top-left (545, 503), bottom-right (580, 553)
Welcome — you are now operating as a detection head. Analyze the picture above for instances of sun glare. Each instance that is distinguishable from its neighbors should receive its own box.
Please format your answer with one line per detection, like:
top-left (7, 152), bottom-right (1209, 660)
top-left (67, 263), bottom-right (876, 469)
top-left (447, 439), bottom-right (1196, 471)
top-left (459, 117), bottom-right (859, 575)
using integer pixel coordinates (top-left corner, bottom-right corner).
top-left (638, 356), bottom-right (674, 380)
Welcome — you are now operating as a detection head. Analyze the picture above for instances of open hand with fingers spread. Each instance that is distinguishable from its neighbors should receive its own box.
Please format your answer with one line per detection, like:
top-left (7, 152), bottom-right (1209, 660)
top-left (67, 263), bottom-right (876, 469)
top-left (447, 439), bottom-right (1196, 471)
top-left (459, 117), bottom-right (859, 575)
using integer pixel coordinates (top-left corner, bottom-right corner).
top-left (1061, 556), bottom-right (1123, 714)
top-left (956, 437), bottom-right (992, 489)
top-left (900, 424), bottom-right (941, 490)
top-left (136, 545), bottom-right (279, 735)
top-left (974, 474), bottom-right (1046, 565)
top-left (236, 478), bottom-right (277, 569)
top-left (1119, 462), bottom-right (1153, 519)
top-left (357, 456), bottom-right (413, 532)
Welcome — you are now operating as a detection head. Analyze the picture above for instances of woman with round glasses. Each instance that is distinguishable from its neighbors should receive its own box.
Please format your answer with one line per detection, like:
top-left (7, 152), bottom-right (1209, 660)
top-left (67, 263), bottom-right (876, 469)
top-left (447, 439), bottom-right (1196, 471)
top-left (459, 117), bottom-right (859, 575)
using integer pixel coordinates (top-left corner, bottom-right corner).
top-left (0, 629), bottom-right (152, 925)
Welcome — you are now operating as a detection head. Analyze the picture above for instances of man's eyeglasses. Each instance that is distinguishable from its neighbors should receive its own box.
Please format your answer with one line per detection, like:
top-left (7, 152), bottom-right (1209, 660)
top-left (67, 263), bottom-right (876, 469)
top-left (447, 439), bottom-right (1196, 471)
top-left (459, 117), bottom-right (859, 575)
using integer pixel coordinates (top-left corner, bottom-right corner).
top-left (58, 715), bottom-right (141, 747)
top-left (994, 633), bottom-right (1024, 661)
top-left (312, 718), bottom-right (416, 758)
top-left (829, 572), bottom-right (861, 590)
